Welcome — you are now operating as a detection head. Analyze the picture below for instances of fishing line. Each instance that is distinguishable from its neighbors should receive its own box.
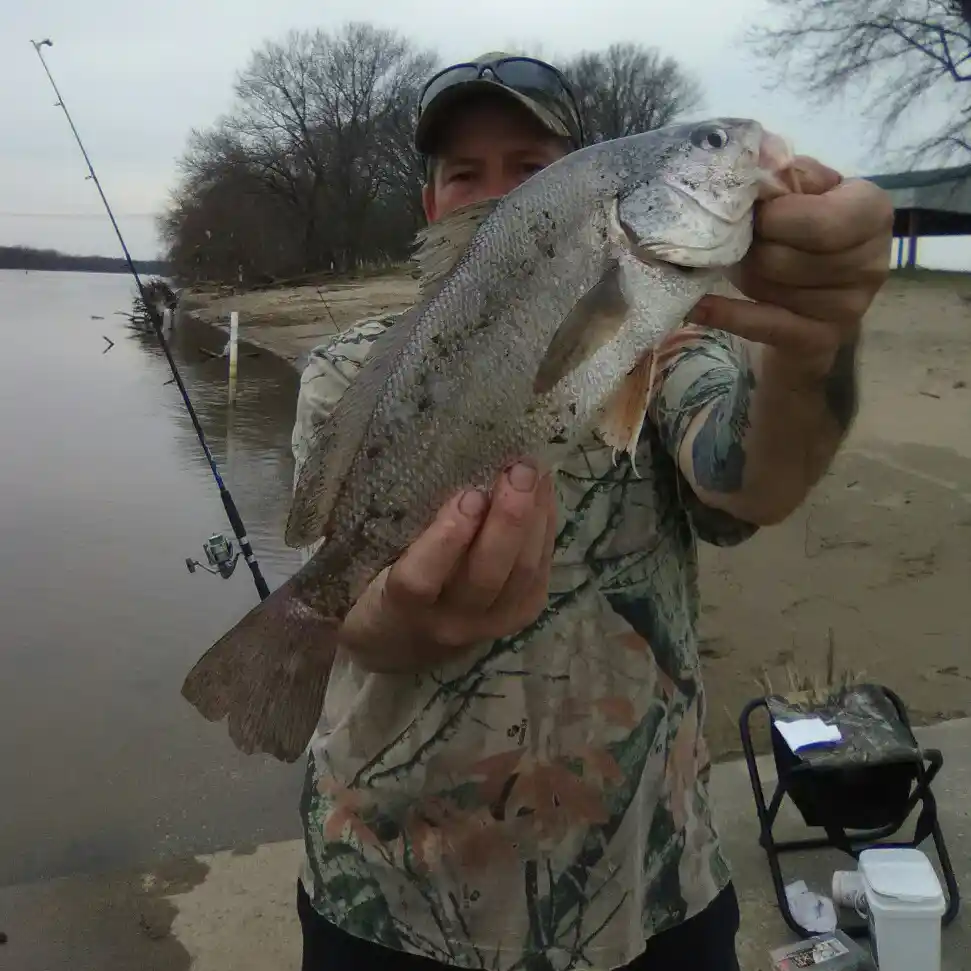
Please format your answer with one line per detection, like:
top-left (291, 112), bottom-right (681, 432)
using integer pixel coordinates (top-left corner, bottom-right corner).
top-left (30, 38), bottom-right (271, 602)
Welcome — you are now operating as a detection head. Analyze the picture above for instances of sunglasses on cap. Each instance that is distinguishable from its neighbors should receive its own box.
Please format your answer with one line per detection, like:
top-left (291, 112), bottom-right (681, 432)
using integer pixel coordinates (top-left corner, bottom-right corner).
top-left (418, 55), bottom-right (585, 149)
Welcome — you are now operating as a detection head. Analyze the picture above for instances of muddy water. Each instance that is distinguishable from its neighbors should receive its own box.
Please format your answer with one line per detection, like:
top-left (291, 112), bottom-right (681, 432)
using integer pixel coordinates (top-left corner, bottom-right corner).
top-left (0, 270), bottom-right (308, 887)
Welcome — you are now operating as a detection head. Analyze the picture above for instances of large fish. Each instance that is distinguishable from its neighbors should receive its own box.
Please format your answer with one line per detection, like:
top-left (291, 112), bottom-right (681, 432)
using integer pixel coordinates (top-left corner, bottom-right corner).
top-left (181, 118), bottom-right (795, 762)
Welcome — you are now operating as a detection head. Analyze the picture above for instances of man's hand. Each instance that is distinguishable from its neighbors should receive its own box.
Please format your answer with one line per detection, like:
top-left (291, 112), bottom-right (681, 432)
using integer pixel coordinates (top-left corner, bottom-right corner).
top-left (339, 461), bottom-right (557, 673)
top-left (689, 157), bottom-right (894, 383)
top-left (678, 157), bottom-right (894, 526)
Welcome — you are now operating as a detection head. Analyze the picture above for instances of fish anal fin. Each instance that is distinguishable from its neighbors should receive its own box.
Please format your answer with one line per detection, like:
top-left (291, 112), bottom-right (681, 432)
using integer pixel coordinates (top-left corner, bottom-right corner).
top-left (596, 351), bottom-right (659, 477)
top-left (413, 197), bottom-right (500, 294)
top-left (533, 260), bottom-right (631, 396)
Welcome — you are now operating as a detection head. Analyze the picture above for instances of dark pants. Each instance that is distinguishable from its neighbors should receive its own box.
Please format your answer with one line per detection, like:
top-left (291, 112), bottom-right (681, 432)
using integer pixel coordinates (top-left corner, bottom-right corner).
top-left (298, 879), bottom-right (740, 971)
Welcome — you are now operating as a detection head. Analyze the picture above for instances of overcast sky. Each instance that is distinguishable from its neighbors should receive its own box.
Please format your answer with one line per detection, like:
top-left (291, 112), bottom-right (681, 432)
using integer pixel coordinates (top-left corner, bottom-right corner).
top-left (2, 0), bottom-right (967, 267)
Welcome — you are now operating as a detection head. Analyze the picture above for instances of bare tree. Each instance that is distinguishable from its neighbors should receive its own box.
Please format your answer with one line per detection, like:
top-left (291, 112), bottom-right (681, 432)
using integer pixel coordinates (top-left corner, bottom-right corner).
top-left (161, 26), bottom-right (706, 287)
top-left (745, 0), bottom-right (971, 163)
top-left (157, 125), bottom-right (308, 284)
top-left (161, 23), bottom-right (437, 284)
top-left (562, 43), bottom-right (703, 143)
top-left (225, 24), bottom-right (434, 272)
top-left (311, 22), bottom-right (436, 270)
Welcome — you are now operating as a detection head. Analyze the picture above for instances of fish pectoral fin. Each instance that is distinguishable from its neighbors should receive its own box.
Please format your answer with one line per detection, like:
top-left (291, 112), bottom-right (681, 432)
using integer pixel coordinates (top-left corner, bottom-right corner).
top-left (413, 197), bottom-right (501, 294)
top-left (533, 260), bottom-right (631, 396)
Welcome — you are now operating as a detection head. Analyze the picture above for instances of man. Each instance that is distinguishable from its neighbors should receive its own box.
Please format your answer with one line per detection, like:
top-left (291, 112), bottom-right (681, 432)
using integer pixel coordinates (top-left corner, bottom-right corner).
top-left (291, 53), bottom-right (892, 971)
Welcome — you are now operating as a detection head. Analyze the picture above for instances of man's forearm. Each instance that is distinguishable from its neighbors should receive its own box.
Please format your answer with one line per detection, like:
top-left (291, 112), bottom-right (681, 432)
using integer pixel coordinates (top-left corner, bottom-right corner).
top-left (681, 339), bottom-right (859, 525)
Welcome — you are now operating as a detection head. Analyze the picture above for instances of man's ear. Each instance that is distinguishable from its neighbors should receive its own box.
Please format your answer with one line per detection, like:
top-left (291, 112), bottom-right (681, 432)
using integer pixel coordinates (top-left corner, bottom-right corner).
top-left (421, 182), bottom-right (437, 224)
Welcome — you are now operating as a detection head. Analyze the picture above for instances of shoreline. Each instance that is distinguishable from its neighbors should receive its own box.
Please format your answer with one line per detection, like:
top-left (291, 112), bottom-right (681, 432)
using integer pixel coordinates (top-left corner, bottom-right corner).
top-left (177, 270), bottom-right (419, 371)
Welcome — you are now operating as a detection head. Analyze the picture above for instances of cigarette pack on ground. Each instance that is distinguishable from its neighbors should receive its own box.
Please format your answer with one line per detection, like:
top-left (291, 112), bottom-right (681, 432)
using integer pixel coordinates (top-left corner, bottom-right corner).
top-left (770, 930), bottom-right (874, 970)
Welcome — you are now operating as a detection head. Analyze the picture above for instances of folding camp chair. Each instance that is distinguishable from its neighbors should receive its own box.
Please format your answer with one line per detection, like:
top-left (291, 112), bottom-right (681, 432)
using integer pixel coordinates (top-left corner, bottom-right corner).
top-left (738, 682), bottom-right (960, 939)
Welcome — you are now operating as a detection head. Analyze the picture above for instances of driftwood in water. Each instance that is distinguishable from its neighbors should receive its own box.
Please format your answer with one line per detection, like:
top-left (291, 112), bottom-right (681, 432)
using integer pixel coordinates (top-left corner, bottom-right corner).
top-left (129, 276), bottom-right (179, 329)
top-left (115, 309), bottom-right (151, 330)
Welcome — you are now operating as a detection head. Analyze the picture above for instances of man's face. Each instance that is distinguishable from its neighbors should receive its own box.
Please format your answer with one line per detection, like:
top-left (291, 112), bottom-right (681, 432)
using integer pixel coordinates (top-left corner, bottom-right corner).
top-left (421, 97), bottom-right (569, 223)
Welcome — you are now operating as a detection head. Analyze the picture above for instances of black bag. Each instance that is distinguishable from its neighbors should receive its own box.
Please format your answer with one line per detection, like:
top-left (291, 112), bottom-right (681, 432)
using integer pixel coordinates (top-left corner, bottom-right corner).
top-left (767, 683), bottom-right (922, 834)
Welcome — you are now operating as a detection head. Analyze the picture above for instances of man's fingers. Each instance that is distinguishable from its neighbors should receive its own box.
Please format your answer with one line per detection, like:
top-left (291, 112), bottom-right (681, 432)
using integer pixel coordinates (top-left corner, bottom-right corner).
top-left (756, 179), bottom-right (894, 255)
top-left (723, 272), bottom-right (875, 328)
top-left (500, 475), bottom-right (553, 594)
top-left (744, 235), bottom-right (890, 290)
top-left (541, 489), bottom-right (558, 573)
top-left (689, 294), bottom-right (838, 357)
top-left (385, 488), bottom-right (488, 607)
top-left (786, 155), bottom-right (842, 196)
top-left (487, 480), bottom-right (558, 632)
top-left (445, 461), bottom-right (542, 611)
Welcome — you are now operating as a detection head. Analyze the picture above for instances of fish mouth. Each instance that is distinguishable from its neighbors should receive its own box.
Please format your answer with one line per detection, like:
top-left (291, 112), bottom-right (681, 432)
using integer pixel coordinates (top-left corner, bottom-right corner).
top-left (661, 176), bottom-right (756, 227)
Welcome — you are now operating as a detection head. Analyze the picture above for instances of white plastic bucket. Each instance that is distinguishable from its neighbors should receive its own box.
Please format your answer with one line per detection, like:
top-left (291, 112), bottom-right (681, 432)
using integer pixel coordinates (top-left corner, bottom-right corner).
top-left (858, 847), bottom-right (945, 971)
top-left (831, 869), bottom-right (867, 914)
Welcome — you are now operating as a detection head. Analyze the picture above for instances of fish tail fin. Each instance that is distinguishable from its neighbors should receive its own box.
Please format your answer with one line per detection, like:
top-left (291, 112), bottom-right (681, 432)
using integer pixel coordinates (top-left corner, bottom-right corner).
top-left (180, 573), bottom-right (339, 763)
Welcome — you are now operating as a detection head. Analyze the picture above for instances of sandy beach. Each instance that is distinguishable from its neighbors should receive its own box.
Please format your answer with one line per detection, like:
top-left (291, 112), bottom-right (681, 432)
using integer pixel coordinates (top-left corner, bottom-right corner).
top-left (184, 269), bottom-right (971, 759)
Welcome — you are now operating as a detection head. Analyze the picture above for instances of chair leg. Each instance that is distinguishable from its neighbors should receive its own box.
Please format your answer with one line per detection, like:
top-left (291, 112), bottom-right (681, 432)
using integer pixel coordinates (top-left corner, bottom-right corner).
top-left (738, 699), bottom-right (834, 939)
top-left (925, 792), bottom-right (961, 927)
top-left (738, 698), bottom-right (771, 827)
top-left (878, 694), bottom-right (960, 927)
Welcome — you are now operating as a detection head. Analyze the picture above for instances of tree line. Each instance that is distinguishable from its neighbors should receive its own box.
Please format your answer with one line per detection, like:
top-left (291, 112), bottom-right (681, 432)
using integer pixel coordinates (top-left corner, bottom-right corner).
top-left (0, 245), bottom-right (168, 275)
top-left (158, 23), bottom-right (703, 288)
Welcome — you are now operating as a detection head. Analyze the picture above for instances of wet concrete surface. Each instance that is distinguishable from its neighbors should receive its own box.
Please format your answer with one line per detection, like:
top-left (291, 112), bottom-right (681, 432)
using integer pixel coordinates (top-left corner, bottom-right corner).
top-left (0, 856), bottom-right (206, 971)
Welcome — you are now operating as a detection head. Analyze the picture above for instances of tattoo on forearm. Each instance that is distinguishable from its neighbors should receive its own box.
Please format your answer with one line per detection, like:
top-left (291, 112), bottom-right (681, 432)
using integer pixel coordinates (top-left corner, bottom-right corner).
top-left (823, 341), bottom-right (859, 432)
top-left (691, 365), bottom-right (756, 493)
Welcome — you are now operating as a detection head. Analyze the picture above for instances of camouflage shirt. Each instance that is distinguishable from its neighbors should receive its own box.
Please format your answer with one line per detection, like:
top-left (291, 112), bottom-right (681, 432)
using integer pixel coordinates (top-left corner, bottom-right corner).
top-left (291, 312), bottom-right (758, 970)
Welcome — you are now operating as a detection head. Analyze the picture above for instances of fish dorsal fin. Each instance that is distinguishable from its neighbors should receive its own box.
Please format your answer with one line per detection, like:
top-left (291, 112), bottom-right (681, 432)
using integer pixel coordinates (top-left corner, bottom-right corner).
top-left (413, 197), bottom-right (500, 294)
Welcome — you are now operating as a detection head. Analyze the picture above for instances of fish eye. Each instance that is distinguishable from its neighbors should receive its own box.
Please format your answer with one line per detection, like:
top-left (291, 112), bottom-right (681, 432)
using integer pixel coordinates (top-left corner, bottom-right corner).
top-left (691, 126), bottom-right (730, 151)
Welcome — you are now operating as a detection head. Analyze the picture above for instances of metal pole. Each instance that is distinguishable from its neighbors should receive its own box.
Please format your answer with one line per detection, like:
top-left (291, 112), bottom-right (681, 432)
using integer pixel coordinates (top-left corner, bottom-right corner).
top-left (228, 311), bottom-right (239, 406)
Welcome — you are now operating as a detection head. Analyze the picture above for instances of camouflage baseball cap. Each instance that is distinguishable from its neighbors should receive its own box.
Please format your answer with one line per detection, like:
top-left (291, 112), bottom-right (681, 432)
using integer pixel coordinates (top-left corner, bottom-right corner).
top-left (414, 51), bottom-right (585, 155)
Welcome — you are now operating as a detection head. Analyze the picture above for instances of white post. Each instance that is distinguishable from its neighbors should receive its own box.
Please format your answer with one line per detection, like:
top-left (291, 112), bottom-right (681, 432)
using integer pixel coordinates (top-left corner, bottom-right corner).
top-left (162, 308), bottom-right (172, 333)
top-left (228, 311), bottom-right (239, 406)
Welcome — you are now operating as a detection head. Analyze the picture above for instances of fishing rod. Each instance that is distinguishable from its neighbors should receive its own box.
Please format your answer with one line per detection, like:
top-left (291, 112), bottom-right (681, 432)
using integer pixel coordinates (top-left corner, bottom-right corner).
top-left (30, 37), bottom-right (271, 602)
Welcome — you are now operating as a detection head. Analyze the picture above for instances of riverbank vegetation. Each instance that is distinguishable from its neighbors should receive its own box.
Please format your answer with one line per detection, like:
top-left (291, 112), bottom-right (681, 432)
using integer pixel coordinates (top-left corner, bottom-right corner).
top-left (158, 21), bottom-right (703, 289)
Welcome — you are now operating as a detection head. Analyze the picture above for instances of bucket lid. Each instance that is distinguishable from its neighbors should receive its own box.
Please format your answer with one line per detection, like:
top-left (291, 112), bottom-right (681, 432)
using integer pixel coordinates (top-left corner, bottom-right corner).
top-left (859, 848), bottom-right (944, 903)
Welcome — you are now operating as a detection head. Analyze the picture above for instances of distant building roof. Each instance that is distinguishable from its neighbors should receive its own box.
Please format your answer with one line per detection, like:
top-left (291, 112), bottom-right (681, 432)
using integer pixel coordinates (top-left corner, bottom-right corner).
top-left (863, 164), bottom-right (971, 192)
top-left (859, 164), bottom-right (971, 236)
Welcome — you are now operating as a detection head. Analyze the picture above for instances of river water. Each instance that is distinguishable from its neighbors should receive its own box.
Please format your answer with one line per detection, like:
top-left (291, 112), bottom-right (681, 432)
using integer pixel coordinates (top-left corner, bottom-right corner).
top-left (0, 270), bottom-right (307, 887)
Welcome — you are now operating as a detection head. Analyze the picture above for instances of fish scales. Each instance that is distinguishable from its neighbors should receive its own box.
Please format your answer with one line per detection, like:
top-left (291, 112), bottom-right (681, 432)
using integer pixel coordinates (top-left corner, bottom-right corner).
top-left (345, 176), bottom-right (609, 549)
